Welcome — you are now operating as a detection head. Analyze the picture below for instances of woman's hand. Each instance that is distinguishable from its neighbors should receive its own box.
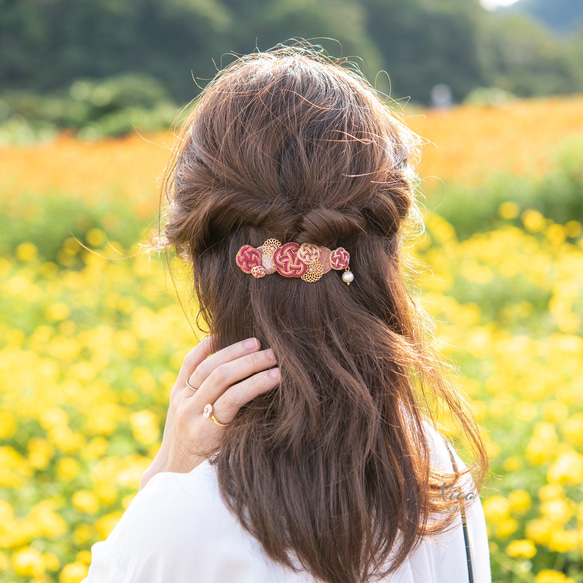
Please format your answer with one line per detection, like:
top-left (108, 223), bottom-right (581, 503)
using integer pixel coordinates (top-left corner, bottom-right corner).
top-left (139, 336), bottom-right (280, 491)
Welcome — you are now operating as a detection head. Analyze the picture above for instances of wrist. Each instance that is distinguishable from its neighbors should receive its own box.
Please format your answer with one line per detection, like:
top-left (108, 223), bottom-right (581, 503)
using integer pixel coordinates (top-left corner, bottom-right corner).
top-left (139, 457), bottom-right (168, 492)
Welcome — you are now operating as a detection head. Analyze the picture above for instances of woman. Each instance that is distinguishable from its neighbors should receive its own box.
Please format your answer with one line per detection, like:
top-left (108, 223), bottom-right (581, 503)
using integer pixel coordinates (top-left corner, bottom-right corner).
top-left (84, 43), bottom-right (491, 583)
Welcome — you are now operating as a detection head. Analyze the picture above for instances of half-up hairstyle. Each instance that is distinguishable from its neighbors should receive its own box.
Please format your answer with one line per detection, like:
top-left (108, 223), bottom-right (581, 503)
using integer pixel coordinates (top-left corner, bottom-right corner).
top-left (161, 42), bottom-right (489, 583)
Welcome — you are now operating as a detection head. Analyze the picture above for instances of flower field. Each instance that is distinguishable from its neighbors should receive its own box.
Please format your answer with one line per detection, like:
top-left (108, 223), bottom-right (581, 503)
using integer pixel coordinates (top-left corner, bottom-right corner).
top-left (1, 95), bottom-right (583, 582)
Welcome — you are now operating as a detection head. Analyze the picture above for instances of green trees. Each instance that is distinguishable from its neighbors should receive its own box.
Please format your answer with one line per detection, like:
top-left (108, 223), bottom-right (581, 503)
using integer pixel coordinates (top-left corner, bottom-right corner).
top-left (362, 0), bottom-right (486, 104)
top-left (0, 0), bottom-right (229, 99)
top-left (478, 11), bottom-right (583, 98)
top-left (1, 0), bottom-right (582, 138)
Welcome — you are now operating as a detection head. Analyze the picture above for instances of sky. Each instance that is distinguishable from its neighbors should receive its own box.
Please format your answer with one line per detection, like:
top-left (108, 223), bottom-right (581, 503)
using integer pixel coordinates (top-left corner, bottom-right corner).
top-left (481, 0), bottom-right (521, 10)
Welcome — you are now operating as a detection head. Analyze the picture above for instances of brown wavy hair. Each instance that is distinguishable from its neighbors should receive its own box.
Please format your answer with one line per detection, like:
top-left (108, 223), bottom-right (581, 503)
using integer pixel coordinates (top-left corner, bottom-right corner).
top-left (161, 42), bottom-right (489, 583)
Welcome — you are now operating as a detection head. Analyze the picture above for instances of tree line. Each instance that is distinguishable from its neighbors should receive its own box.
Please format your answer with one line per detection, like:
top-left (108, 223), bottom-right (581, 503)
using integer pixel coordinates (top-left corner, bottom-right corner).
top-left (1, 0), bottom-right (582, 139)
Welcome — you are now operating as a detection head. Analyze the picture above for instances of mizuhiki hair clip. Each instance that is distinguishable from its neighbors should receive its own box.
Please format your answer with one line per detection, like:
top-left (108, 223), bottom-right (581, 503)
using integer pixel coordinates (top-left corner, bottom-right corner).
top-left (236, 239), bottom-right (354, 285)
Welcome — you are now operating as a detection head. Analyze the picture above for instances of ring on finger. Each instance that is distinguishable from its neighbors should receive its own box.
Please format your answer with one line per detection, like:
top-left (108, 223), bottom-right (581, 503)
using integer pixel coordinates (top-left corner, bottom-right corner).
top-left (185, 378), bottom-right (198, 392)
top-left (202, 403), bottom-right (230, 427)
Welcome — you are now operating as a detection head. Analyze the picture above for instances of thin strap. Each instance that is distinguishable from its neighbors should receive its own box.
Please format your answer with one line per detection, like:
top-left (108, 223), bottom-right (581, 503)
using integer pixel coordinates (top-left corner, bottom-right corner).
top-left (444, 440), bottom-right (474, 583)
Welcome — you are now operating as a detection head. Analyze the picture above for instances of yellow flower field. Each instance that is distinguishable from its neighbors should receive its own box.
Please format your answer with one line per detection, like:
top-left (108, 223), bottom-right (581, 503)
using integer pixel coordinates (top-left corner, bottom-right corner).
top-left (1, 95), bottom-right (583, 582)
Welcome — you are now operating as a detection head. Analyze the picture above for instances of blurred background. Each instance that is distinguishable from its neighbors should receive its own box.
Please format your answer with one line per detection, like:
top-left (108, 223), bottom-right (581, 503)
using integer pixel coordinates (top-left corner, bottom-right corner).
top-left (1, 0), bottom-right (583, 141)
top-left (1, 1), bottom-right (583, 583)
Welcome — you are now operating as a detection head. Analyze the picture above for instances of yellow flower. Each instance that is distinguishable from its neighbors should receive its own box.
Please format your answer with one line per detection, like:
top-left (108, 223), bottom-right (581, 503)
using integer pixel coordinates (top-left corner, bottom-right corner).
top-left (539, 485), bottom-right (565, 501)
top-left (12, 546), bottom-right (46, 577)
top-left (16, 242), bottom-right (38, 262)
top-left (547, 450), bottom-right (583, 485)
top-left (60, 561), bottom-right (89, 583)
top-left (0, 410), bottom-right (17, 439)
top-left (515, 401), bottom-right (537, 422)
top-left (542, 401), bottom-right (569, 423)
top-left (0, 551), bottom-right (8, 570)
top-left (495, 517), bottom-right (519, 539)
top-left (39, 407), bottom-right (69, 431)
top-left (130, 410), bottom-right (160, 444)
top-left (40, 261), bottom-right (59, 277)
top-left (535, 570), bottom-right (575, 583)
top-left (76, 550), bottom-right (92, 564)
top-left (0, 446), bottom-right (32, 488)
top-left (508, 490), bottom-right (532, 515)
top-left (44, 552), bottom-right (61, 571)
top-left (95, 511), bottom-right (124, 540)
top-left (507, 539), bottom-right (536, 559)
top-left (49, 426), bottom-right (86, 454)
top-left (483, 497), bottom-right (512, 522)
top-left (565, 220), bottom-right (581, 238)
top-left (548, 529), bottom-right (579, 553)
top-left (81, 436), bottom-right (109, 461)
top-left (86, 228), bottom-right (105, 246)
top-left (526, 518), bottom-right (554, 545)
top-left (72, 524), bottom-right (93, 546)
top-left (45, 302), bottom-right (71, 322)
top-left (562, 413), bottom-right (583, 448)
top-left (526, 424), bottom-right (558, 466)
top-left (115, 330), bottom-right (140, 358)
top-left (28, 500), bottom-right (68, 538)
top-left (56, 457), bottom-right (81, 481)
top-left (502, 457), bottom-right (523, 472)
top-left (498, 201), bottom-right (520, 219)
top-left (522, 209), bottom-right (546, 232)
top-left (545, 224), bottom-right (566, 246)
top-left (72, 491), bottom-right (100, 515)
top-left (28, 438), bottom-right (55, 470)
top-left (94, 480), bottom-right (118, 506)
top-left (0, 499), bottom-right (14, 518)
top-left (540, 498), bottom-right (575, 525)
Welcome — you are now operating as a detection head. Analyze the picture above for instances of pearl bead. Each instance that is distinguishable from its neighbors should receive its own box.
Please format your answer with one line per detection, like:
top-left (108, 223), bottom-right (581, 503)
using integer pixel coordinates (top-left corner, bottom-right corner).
top-left (342, 270), bottom-right (354, 283)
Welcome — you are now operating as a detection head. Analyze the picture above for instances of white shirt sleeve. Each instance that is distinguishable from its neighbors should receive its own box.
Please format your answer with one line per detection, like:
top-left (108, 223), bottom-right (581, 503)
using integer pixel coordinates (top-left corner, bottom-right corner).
top-left (83, 460), bottom-right (316, 583)
top-left (83, 427), bottom-right (491, 583)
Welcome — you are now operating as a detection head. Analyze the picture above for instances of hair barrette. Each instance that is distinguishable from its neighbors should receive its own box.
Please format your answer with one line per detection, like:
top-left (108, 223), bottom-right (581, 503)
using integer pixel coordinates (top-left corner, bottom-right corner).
top-left (236, 239), bottom-right (354, 285)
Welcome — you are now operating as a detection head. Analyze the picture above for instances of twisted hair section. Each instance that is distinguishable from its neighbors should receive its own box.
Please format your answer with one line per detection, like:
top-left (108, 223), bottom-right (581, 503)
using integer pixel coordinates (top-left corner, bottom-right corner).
top-left (161, 42), bottom-right (488, 583)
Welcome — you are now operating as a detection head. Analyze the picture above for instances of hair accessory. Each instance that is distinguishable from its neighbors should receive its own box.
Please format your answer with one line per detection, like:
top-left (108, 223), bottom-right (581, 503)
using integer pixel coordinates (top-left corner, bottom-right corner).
top-left (185, 378), bottom-right (198, 392)
top-left (202, 403), bottom-right (229, 427)
top-left (235, 245), bottom-right (263, 273)
top-left (236, 239), bottom-right (353, 285)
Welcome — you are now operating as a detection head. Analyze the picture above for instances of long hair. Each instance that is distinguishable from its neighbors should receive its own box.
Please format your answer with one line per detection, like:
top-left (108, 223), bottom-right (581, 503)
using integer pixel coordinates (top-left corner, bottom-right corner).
top-left (161, 42), bottom-right (489, 583)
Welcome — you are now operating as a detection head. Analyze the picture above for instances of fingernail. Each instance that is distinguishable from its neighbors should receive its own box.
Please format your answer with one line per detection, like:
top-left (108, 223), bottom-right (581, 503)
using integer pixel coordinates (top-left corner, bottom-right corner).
top-left (266, 348), bottom-right (275, 360)
top-left (270, 367), bottom-right (281, 381)
top-left (245, 338), bottom-right (258, 349)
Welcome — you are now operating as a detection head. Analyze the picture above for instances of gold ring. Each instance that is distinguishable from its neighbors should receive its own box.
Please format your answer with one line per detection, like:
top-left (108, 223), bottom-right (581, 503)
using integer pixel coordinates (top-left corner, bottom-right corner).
top-left (202, 403), bottom-right (229, 427)
top-left (185, 378), bottom-right (198, 392)
top-left (210, 414), bottom-right (229, 427)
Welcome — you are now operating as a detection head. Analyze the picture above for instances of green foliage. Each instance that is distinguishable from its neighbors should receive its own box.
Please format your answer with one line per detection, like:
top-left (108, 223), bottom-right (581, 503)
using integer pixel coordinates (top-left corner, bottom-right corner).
top-left (0, 0), bottom-right (229, 102)
top-left (363, 0), bottom-right (487, 104)
top-left (0, 74), bottom-right (180, 143)
top-left (463, 86), bottom-right (518, 106)
top-left (424, 137), bottom-right (583, 241)
top-left (1, 0), bottom-right (582, 114)
top-left (0, 191), bottom-right (145, 265)
top-left (478, 13), bottom-right (583, 98)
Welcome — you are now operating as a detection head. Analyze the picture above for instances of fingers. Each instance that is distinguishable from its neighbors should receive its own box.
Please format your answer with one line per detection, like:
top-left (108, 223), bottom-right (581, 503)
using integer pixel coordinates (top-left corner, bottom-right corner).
top-left (210, 367), bottom-right (281, 425)
top-left (177, 337), bottom-right (281, 428)
top-left (177, 335), bottom-right (218, 388)
top-left (194, 347), bottom-right (277, 402)
top-left (187, 337), bottom-right (262, 390)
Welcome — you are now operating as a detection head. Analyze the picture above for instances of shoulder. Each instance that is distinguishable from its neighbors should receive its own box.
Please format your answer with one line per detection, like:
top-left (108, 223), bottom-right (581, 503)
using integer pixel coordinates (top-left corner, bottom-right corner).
top-left (84, 459), bottom-right (316, 583)
top-left (420, 419), bottom-right (468, 474)
top-left (411, 421), bottom-right (492, 583)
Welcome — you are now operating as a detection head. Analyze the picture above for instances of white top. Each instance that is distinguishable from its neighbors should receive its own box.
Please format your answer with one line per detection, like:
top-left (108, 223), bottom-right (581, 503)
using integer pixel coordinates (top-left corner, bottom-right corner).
top-left (83, 424), bottom-right (491, 583)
